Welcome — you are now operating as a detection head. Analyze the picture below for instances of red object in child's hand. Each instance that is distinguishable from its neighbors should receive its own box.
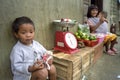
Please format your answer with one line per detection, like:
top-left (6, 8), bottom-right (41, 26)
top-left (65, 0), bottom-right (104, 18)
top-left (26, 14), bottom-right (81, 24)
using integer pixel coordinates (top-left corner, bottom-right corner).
top-left (42, 54), bottom-right (49, 61)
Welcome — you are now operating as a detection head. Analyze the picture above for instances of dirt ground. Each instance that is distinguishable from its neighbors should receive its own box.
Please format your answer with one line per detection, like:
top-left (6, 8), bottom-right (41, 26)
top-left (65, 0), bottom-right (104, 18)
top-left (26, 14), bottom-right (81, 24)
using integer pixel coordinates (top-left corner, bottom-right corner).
top-left (84, 36), bottom-right (120, 80)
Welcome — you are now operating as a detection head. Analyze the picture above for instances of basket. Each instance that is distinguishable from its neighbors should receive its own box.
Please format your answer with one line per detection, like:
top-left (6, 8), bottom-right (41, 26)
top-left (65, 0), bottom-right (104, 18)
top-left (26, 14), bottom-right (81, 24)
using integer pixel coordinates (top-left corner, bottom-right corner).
top-left (83, 39), bottom-right (99, 47)
top-left (77, 37), bottom-right (99, 47)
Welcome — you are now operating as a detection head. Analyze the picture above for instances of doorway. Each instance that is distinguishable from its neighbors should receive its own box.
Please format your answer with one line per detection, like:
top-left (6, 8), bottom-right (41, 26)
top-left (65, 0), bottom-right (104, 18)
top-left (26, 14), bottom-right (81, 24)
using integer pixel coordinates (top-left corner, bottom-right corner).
top-left (91, 0), bottom-right (103, 12)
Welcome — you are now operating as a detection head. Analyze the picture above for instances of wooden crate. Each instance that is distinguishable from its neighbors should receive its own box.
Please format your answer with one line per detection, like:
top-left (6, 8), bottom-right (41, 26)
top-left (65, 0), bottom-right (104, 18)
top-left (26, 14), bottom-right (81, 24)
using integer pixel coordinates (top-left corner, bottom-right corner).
top-left (73, 47), bottom-right (95, 74)
top-left (53, 48), bottom-right (94, 80)
top-left (53, 42), bottom-right (103, 80)
top-left (53, 52), bottom-right (82, 80)
top-left (93, 42), bottom-right (104, 63)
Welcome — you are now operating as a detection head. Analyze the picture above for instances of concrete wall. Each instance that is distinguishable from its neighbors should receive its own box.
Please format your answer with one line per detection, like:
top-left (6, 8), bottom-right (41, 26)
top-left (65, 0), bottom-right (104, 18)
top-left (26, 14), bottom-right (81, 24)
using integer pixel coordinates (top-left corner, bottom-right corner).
top-left (103, 0), bottom-right (111, 30)
top-left (0, 0), bottom-right (83, 79)
top-left (103, 0), bottom-right (119, 32)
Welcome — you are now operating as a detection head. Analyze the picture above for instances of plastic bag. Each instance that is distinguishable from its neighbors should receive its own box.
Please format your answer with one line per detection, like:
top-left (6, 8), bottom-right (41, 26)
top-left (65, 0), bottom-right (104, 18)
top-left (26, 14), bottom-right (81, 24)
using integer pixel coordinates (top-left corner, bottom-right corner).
top-left (78, 24), bottom-right (90, 34)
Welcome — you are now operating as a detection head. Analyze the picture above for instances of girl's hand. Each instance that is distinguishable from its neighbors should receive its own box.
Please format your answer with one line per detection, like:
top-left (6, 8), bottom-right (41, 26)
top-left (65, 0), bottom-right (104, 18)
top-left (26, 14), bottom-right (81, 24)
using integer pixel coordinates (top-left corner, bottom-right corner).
top-left (87, 20), bottom-right (93, 26)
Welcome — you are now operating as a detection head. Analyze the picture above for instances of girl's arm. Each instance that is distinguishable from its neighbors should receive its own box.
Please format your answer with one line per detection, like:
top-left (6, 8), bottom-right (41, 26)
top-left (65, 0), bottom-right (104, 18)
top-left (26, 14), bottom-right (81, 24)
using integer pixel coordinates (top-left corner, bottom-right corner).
top-left (89, 21), bottom-right (102, 33)
top-left (87, 17), bottom-right (105, 33)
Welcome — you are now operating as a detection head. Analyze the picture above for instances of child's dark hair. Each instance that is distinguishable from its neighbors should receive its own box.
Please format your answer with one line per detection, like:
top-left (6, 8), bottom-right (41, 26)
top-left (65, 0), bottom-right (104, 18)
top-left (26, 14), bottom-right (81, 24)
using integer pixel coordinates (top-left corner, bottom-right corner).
top-left (12, 16), bottom-right (35, 33)
top-left (100, 11), bottom-right (107, 18)
top-left (87, 5), bottom-right (98, 18)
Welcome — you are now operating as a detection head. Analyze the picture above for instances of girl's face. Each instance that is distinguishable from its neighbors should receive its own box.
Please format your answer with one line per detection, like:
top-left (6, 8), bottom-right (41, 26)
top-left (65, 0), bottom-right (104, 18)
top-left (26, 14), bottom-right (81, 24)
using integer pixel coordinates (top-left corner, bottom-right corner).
top-left (15, 23), bottom-right (35, 45)
top-left (91, 9), bottom-right (98, 17)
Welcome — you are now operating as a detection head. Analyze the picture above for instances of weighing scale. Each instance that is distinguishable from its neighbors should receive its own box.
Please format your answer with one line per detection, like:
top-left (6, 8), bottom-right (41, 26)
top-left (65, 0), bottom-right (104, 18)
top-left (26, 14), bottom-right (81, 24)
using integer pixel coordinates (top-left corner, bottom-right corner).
top-left (53, 19), bottom-right (79, 54)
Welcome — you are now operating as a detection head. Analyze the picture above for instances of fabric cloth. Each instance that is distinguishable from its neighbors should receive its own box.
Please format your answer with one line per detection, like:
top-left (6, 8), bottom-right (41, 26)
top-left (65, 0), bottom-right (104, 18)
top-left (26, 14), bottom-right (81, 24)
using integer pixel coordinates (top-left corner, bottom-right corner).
top-left (10, 40), bottom-right (47, 80)
top-left (104, 33), bottom-right (117, 43)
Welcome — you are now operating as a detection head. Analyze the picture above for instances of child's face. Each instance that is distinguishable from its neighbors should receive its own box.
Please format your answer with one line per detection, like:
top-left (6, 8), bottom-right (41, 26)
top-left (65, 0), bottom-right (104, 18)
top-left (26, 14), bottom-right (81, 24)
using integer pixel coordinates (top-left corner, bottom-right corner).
top-left (15, 23), bottom-right (35, 45)
top-left (91, 9), bottom-right (98, 17)
top-left (98, 12), bottom-right (103, 18)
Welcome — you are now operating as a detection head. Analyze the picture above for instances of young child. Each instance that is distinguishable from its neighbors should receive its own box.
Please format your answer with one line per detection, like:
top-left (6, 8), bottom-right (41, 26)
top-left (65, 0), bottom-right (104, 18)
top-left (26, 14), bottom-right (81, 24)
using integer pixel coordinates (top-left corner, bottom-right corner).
top-left (10, 16), bottom-right (56, 80)
top-left (98, 11), bottom-right (117, 54)
top-left (87, 5), bottom-right (117, 55)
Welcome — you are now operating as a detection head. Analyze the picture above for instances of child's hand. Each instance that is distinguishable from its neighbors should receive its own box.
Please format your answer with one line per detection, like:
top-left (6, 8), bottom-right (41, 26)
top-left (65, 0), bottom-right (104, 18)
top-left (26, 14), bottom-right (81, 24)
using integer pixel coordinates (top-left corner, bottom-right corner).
top-left (34, 59), bottom-right (44, 69)
top-left (28, 59), bottom-right (44, 72)
top-left (47, 58), bottom-right (53, 65)
top-left (99, 17), bottom-right (104, 23)
top-left (104, 19), bottom-right (108, 23)
top-left (45, 56), bottom-right (53, 70)
top-left (42, 51), bottom-right (53, 70)
top-left (99, 17), bottom-right (106, 23)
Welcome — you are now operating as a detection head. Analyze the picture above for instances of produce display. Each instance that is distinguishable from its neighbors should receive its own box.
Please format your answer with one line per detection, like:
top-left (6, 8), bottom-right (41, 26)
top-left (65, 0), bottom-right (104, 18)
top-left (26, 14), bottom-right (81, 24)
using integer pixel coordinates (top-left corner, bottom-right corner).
top-left (75, 24), bottom-right (98, 47)
top-left (75, 24), bottom-right (97, 41)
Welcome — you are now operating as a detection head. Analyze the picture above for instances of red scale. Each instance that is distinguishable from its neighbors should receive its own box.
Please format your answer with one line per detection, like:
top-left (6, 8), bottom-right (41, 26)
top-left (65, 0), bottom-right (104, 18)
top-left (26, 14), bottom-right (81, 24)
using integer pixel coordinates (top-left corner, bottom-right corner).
top-left (53, 19), bottom-right (79, 54)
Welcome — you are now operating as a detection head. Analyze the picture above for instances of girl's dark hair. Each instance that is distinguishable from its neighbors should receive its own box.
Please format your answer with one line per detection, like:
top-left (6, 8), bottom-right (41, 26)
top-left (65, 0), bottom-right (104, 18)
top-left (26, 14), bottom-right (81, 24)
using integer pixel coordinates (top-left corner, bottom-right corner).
top-left (87, 5), bottom-right (98, 18)
top-left (12, 16), bottom-right (35, 33)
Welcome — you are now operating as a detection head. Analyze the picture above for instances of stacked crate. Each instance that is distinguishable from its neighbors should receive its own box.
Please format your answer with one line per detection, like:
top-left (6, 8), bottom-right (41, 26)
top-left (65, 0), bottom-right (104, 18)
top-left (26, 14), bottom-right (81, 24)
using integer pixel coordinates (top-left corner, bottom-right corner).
top-left (93, 42), bottom-right (104, 63)
top-left (53, 42), bottom-right (103, 80)
top-left (73, 47), bottom-right (94, 75)
top-left (53, 52), bottom-right (82, 80)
